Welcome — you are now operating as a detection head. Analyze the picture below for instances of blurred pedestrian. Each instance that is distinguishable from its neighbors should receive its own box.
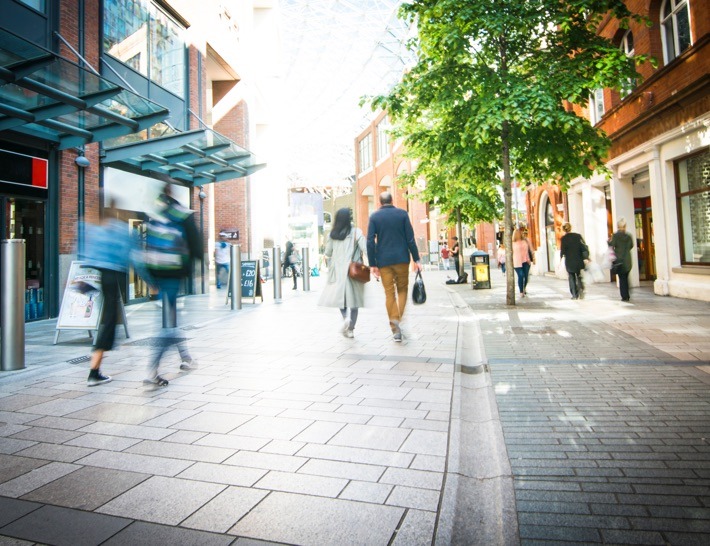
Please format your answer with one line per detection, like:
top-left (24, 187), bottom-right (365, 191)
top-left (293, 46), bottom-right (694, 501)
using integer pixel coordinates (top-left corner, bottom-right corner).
top-left (81, 200), bottom-right (132, 386)
top-left (318, 208), bottom-right (367, 338)
top-left (143, 184), bottom-right (202, 387)
top-left (283, 240), bottom-right (298, 290)
top-left (513, 228), bottom-right (532, 298)
top-left (366, 191), bottom-right (422, 342)
top-left (440, 243), bottom-right (450, 270)
top-left (214, 233), bottom-right (230, 289)
top-left (450, 236), bottom-right (460, 275)
top-left (497, 242), bottom-right (506, 273)
top-left (560, 222), bottom-right (589, 300)
top-left (610, 217), bottom-right (634, 302)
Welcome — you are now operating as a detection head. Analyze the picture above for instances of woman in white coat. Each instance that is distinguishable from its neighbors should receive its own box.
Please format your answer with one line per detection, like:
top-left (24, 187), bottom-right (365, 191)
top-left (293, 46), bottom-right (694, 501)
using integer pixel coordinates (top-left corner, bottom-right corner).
top-left (318, 208), bottom-right (367, 338)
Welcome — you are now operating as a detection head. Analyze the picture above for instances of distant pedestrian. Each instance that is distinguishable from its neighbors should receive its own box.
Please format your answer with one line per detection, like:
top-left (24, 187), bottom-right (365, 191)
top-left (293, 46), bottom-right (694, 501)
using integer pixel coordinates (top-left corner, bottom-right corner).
top-left (214, 234), bottom-right (231, 289)
top-left (81, 199), bottom-right (132, 386)
top-left (610, 217), bottom-right (634, 302)
top-left (450, 236), bottom-right (460, 274)
top-left (366, 191), bottom-right (422, 342)
top-left (440, 243), bottom-right (450, 270)
top-left (497, 242), bottom-right (506, 273)
top-left (283, 240), bottom-right (298, 290)
top-left (560, 222), bottom-right (589, 300)
top-left (318, 208), bottom-right (367, 338)
top-left (513, 228), bottom-right (532, 298)
top-left (143, 184), bottom-right (202, 387)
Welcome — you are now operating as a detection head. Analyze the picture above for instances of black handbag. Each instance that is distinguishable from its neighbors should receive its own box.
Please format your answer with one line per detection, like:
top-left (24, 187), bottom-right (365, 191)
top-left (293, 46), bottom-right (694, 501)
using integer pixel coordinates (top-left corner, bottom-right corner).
top-left (412, 271), bottom-right (426, 304)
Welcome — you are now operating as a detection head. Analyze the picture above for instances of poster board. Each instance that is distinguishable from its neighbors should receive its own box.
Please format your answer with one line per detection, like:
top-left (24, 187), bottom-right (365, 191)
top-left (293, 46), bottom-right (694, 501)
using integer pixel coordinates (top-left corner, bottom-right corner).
top-left (54, 261), bottom-right (128, 344)
top-left (226, 260), bottom-right (263, 304)
top-left (241, 260), bottom-right (262, 301)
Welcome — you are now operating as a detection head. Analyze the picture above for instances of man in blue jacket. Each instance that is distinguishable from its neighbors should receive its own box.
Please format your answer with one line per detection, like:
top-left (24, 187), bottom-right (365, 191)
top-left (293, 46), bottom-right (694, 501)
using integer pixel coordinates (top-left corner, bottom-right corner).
top-left (367, 192), bottom-right (422, 342)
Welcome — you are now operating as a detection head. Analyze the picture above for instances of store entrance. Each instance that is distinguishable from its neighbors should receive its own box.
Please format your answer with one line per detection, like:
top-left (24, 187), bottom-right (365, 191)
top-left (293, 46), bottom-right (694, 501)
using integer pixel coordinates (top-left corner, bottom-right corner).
top-left (634, 197), bottom-right (656, 281)
top-left (3, 198), bottom-right (46, 321)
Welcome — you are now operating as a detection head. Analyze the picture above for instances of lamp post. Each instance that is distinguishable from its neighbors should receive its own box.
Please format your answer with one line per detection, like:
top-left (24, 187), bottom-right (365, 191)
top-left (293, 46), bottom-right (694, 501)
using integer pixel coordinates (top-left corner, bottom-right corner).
top-left (199, 186), bottom-right (206, 294)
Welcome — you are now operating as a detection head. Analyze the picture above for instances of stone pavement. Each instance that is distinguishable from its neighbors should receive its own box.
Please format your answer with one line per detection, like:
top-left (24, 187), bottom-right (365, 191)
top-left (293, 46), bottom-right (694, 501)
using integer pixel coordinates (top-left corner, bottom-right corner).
top-left (0, 266), bottom-right (708, 545)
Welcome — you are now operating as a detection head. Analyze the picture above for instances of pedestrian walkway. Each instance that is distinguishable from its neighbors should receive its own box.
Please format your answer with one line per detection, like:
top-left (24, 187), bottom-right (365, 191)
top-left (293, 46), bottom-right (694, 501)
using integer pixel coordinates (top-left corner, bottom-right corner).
top-left (0, 267), bottom-right (708, 545)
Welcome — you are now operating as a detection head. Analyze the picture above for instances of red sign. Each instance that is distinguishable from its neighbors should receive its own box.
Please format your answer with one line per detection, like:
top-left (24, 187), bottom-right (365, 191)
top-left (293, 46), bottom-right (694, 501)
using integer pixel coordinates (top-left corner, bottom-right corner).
top-left (0, 149), bottom-right (48, 189)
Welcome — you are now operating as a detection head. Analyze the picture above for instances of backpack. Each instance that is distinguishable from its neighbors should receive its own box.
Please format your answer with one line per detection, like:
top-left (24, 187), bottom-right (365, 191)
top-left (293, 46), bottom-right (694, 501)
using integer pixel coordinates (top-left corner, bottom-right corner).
top-left (144, 216), bottom-right (189, 278)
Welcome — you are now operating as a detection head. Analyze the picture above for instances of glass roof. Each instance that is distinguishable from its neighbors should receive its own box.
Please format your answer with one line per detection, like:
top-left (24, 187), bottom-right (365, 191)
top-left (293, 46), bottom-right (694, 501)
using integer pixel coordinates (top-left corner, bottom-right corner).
top-left (273, 0), bottom-right (413, 187)
top-left (0, 27), bottom-right (169, 149)
top-left (102, 129), bottom-right (266, 187)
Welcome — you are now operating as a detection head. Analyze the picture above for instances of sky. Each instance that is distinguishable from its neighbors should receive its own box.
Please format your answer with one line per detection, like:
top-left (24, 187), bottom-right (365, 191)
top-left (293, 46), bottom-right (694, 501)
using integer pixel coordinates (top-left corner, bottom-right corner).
top-left (271, 0), bottom-right (412, 188)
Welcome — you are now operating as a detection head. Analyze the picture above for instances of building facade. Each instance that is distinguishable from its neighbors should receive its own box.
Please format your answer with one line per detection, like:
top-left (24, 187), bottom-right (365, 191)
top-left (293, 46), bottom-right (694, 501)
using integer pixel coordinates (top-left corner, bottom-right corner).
top-left (0, 0), bottom-right (265, 321)
top-left (526, 0), bottom-right (709, 302)
top-left (354, 110), bottom-right (431, 260)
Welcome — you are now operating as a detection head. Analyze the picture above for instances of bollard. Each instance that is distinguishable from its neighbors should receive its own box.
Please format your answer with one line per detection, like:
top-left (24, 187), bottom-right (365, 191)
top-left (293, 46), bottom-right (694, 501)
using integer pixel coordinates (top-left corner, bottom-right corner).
top-left (1, 240), bottom-right (26, 371)
top-left (273, 246), bottom-right (282, 302)
top-left (230, 244), bottom-right (242, 310)
top-left (302, 247), bottom-right (310, 292)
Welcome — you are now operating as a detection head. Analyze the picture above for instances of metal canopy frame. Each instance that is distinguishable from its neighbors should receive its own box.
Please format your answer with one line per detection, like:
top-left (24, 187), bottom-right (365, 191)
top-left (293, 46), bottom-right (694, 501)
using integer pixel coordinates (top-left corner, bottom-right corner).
top-left (0, 27), bottom-right (169, 149)
top-left (102, 129), bottom-right (266, 187)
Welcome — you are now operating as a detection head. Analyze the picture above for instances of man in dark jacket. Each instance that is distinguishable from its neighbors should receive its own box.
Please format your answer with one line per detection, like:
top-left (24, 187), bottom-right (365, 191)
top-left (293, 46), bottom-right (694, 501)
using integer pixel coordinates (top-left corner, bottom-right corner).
top-left (367, 192), bottom-right (422, 342)
top-left (559, 222), bottom-right (588, 300)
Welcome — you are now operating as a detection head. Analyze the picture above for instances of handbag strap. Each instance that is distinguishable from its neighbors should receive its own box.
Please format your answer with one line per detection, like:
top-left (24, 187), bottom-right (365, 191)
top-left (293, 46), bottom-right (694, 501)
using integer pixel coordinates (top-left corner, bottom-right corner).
top-left (350, 231), bottom-right (361, 262)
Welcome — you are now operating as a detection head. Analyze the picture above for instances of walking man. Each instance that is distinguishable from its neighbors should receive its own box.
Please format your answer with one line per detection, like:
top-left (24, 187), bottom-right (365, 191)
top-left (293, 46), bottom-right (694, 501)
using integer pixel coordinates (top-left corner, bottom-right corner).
top-left (367, 191), bottom-right (422, 342)
top-left (214, 233), bottom-right (230, 289)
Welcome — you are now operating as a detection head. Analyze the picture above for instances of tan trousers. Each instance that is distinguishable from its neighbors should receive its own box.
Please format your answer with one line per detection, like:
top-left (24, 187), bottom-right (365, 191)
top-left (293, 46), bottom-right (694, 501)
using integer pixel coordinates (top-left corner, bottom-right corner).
top-left (379, 263), bottom-right (411, 331)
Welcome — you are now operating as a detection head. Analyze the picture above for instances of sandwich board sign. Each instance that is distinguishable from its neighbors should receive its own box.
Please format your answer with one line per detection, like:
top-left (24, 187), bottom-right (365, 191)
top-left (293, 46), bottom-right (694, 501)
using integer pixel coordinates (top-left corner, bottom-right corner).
top-left (54, 261), bottom-right (128, 344)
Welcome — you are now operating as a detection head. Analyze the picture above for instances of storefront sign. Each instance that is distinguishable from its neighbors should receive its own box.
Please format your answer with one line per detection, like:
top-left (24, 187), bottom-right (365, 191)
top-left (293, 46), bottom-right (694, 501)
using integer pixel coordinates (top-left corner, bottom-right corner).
top-left (219, 228), bottom-right (239, 240)
top-left (0, 149), bottom-right (48, 189)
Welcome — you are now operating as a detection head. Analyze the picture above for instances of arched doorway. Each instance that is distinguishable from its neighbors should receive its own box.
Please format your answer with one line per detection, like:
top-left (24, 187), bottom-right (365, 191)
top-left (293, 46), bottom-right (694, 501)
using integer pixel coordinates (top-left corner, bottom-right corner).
top-left (537, 194), bottom-right (557, 273)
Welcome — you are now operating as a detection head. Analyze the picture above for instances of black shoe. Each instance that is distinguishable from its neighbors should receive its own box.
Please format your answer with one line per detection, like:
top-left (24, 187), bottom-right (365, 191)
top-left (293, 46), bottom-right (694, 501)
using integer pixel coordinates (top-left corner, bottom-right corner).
top-left (87, 368), bottom-right (112, 387)
top-left (144, 375), bottom-right (169, 387)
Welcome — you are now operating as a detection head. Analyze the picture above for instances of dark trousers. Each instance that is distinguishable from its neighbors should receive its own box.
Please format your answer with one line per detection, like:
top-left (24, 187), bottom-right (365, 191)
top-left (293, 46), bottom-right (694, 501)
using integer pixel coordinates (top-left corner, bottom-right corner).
top-left (215, 262), bottom-right (229, 288)
top-left (568, 270), bottom-right (584, 298)
top-left (618, 270), bottom-right (630, 301)
top-left (94, 268), bottom-right (121, 351)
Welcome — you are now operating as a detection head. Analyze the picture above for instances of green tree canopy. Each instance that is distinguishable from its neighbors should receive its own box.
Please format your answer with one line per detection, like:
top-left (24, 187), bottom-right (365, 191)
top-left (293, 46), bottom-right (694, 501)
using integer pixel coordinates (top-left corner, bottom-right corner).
top-left (372, 0), bottom-right (648, 303)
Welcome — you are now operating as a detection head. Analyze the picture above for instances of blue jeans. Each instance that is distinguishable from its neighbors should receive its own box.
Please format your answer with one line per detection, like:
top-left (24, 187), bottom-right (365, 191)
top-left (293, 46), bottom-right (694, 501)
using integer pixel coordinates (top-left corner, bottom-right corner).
top-left (216, 262), bottom-right (229, 288)
top-left (514, 262), bottom-right (530, 294)
top-left (150, 277), bottom-right (191, 373)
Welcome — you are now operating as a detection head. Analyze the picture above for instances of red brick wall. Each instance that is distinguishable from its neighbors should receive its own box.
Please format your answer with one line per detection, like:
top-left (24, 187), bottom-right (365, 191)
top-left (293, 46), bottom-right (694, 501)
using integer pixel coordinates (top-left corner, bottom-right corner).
top-left (214, 101), bottom-right (251, 253)
top-left (57, 0), bottom-right (102, 254)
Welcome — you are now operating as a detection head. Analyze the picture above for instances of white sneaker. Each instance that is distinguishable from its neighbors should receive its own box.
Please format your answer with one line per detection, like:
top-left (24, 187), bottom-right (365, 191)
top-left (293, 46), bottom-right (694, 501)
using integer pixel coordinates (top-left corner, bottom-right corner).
top-left (342, 317), bottom-right (350, 334)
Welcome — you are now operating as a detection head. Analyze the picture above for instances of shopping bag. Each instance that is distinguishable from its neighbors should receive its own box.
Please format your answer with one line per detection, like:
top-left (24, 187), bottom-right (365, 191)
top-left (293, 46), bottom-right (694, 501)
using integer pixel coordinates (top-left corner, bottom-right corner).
top-left (585, 261), bottom-right (605, 283)
top-left (412, 271), bottom-right (426, 304)
top-left (555, 257), bottom-right (568, 279)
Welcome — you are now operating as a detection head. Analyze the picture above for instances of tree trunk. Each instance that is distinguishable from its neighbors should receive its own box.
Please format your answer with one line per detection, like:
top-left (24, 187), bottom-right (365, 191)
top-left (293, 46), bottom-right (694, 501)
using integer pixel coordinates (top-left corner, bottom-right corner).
top-left (456, 207), bottom-right (464, 278)
top-left (501, 120), bottom-right (515, 305)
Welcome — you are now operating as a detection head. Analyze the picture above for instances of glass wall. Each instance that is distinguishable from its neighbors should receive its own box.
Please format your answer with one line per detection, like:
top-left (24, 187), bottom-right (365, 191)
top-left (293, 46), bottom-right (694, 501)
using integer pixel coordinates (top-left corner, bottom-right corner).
top-left (103, 0), bottom-right (186, 97)
top-left (677, 149), bottom-right (710, 264)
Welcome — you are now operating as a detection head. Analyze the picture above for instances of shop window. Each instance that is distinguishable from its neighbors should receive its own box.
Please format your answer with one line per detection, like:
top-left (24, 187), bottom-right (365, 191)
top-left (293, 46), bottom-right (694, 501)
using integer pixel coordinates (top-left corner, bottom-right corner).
top-left (676, 149), bottom-right (710, 264)
top-left (103, 0), bottom-right (186, 97)
top-left (661, 0), bottom-right (692, 65)
top-left (358, 134), bottom-right (372, 173)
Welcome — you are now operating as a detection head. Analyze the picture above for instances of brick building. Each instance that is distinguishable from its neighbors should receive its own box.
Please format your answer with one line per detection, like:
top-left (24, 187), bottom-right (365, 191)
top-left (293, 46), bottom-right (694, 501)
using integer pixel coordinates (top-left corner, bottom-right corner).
top-left (0, 0), bottom-right (265, 321)
top-left (525, 0), bottom-right (709, 302)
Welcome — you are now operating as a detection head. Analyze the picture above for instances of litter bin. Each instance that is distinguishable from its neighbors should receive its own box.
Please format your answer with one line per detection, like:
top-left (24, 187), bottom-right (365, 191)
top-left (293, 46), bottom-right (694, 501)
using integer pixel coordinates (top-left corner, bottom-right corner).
top-left (470, 250), bottom-right (491, 289)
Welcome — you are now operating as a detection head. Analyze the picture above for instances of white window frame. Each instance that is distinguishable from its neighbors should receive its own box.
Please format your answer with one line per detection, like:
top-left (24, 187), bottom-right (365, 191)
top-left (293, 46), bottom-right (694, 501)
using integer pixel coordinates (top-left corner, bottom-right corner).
top-left (660, 0), bottom-right (692, 64)
top-left (620, 30), bottom-right (635, 99)
top-left (589, 89), bottom-right (605, 125)
top-left (376, 116), bottom-right (389, 162)
top-left (358, 134), bottom-right (372, 173)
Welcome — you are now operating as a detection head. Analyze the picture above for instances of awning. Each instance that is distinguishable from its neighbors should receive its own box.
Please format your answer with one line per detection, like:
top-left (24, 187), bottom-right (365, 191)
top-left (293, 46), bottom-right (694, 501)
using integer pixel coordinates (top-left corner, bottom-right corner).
top-left (0, 27), bottom-right (169, 149)
top-left (102, 129), bottom-right (266, 187)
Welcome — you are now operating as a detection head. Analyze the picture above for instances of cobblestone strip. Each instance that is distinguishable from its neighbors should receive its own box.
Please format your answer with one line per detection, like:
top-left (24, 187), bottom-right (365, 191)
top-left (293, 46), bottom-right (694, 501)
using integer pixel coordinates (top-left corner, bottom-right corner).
top-left (491, 362), bottom-right (710, 545)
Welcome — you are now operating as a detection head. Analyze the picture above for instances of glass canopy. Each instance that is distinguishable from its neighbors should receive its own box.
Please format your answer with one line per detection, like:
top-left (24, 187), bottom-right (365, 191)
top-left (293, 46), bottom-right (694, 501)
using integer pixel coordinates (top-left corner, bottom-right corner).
top-left (102, 129), bottom-right (266, 187)
top-left (0, 27), bottom-right (169, 149)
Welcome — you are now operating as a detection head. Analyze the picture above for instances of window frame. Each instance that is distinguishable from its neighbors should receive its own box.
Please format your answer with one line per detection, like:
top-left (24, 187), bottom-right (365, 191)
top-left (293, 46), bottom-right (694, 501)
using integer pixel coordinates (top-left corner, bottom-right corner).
top-left (589, 88), bottom-right (605, 125)
top-left (620, 30), bottom-right (635, 99)
top-left (675, 148), bottom-right (710, 266)
top-left (376, 116), bottom-right (389, 162)
top-left (358, 134), bottom-right (372, 174)
top-left (660, 0), bottom-right (692, 65)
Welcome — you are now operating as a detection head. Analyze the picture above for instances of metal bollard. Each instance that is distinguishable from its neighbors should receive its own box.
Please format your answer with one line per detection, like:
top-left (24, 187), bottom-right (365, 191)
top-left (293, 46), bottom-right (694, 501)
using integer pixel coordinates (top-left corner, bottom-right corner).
top-left (273, 246), bottom-right (282, 302)
top-left (1, 240), bottom-right (26, 371)
top-left (230, 244), bottom-right (241, 310)
top-left (302, 247), bottom-right (310, 292)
